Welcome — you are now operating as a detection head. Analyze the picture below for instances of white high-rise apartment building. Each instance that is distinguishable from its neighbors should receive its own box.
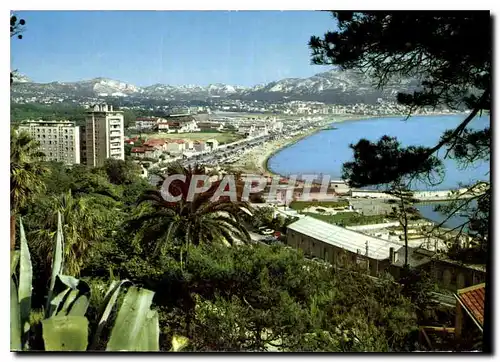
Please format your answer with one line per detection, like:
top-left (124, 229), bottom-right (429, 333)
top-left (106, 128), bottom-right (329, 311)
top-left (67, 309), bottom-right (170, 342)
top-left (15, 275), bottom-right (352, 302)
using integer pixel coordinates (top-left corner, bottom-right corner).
top-left (85, 104), bottom-right (124, 167)
top-left (18, 120), bottom-right (80, 164)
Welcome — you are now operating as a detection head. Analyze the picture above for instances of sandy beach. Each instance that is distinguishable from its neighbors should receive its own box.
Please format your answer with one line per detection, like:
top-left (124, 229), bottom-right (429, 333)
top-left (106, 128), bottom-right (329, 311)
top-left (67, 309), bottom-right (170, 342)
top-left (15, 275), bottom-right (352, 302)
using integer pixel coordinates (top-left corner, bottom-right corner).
top-left (230, 115), bottom-right (369, 176)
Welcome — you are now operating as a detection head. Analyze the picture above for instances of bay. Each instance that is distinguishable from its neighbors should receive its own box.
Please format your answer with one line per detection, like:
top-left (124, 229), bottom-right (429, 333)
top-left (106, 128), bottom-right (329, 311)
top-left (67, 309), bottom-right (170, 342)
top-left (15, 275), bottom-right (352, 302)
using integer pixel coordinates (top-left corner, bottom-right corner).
top-left (414, 202), bottom-right (473, 232)
top-left (268, 114), bottom-right (490, 191)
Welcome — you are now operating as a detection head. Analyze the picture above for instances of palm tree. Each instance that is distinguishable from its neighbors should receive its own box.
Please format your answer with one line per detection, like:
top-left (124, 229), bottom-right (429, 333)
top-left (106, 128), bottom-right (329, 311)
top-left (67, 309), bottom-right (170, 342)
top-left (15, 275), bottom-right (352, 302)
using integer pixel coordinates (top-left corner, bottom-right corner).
top-left (30, 190), bottom-right (105, 276)
top-left (128, 163), bottom-right (252, 264)
top-left (10, 129), bottom-right (49, 250)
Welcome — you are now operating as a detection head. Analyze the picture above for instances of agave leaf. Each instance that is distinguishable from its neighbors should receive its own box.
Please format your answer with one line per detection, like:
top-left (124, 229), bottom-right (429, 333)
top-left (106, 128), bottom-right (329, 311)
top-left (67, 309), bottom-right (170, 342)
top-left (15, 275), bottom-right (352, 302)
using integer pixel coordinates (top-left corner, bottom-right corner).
top-left (57, 289), bottom-right (80, 316)
top-left (48, 288), bottom-right (71, 318)
top-left (42, 316), bottom-right (88, 351)
top-left (57, 275), bottom-right (80, 289)
top-left (11, 250), bottom-right (20, 277)
top-left (135, 310), bottom-right (160, 351)
top-left (10, 277), bottom-right (22, 351)
top-left (50, 276), bottom-right (90, 317)
top-left (89, 279), bottom-right (131, 351)
top-left (171, 335), bottom-right (189, 352)
top-left (67, 295), bottom-right (89, 316)
top-left (18, 218), bottom-right (33, 336)
top-left (45, 212), bottom-right (64, 316)
top-left (105, 287), bottom-right (155, 351)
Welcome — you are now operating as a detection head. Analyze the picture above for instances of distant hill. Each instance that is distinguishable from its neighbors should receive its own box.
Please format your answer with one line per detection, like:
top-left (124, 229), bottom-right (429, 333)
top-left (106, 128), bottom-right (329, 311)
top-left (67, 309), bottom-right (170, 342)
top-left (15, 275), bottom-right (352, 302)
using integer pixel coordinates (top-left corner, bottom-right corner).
top-left (11, 69), bottom-right (422, 104)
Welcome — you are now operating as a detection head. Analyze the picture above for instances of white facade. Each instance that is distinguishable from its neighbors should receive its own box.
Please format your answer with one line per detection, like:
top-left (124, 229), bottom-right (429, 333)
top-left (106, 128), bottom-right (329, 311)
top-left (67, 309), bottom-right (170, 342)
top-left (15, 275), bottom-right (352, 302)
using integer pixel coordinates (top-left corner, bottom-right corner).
top-left (205, 139), bottom-right (219, 150)
top-left (269, 121), bottom-right (283, 132)
top-left (136, 117), bottom-right (163, 130)
top-left (238, 123), bottom-right (268, 137)
top-left (237, 124), bottom-right (255, 136)
top-left (175, 120), bottom-right (200, 133)
top-left (287, 216), bottom-right (403, 261)
top-left (18, 120), bottom-right (81, 165)
top-left (85, 104), bottom-right (125, 167)
top-left (166, 141), bottom-right (186, 153)
top-left (193, 142), bottom-right (208, 152)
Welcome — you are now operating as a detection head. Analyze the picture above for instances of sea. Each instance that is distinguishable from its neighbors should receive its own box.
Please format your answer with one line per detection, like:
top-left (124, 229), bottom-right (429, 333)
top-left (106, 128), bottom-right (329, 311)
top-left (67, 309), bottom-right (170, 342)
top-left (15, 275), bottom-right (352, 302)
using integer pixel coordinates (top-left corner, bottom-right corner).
top-left (267, 114), bottom-right (490, 228)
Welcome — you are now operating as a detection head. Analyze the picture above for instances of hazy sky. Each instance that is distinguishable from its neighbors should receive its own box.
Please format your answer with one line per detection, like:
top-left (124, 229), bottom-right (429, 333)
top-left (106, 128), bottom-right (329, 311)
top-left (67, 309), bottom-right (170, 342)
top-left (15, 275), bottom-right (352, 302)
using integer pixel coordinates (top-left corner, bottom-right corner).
top-left (10, 10), bottom-right (337, 87)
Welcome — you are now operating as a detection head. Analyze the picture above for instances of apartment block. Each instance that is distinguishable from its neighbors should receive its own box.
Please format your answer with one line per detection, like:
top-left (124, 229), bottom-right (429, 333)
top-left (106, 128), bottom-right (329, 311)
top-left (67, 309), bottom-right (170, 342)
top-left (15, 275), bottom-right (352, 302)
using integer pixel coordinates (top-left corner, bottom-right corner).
top-left (85, 104), bottom-right (124, 167)
top-left (18, 120), bottom-right (80, 164)
top-left (79, 125), bottom-right (87, 165)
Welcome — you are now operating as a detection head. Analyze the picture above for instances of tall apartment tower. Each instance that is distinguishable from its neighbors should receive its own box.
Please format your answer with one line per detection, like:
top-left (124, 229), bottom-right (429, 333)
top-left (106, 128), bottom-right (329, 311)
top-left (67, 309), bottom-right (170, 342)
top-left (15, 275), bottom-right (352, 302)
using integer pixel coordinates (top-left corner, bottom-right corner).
top-left (85, 104), bottom-right (124, 167)
top-left (18, 120), bottom-right (80, 165)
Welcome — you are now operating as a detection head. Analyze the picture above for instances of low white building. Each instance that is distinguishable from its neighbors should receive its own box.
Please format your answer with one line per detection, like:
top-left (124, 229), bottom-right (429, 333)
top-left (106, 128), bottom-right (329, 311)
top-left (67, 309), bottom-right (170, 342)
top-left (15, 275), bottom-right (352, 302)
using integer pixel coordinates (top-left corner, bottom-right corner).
top-left (238, 124), bottom-right (255, 136)
top-left (193, 141), bottom-right (209, 153)
top-left (206, 138), bottom-right (219, 150)
top-left (166, 140), bottom-right (186, 153)
top-left (269, 121), bottom-right (283, 132)
top-left (286, 216), bottom-right (404, 276)
top-left (136, 117), bottom-right (164, 130)
top-left (254, 124), bottom-right (269, 136)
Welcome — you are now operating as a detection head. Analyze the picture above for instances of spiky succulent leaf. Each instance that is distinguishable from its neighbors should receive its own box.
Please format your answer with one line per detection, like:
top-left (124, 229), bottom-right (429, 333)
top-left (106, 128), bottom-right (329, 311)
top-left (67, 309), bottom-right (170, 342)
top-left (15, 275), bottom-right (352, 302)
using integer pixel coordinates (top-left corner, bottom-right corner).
top-left (57, 289), bottom-right (80, 316)
top-left (18, 218), bottom-right (32, 336)
top-left (105, 287), bottom-right (156, 351)
top-left (89, 279), bottom-right (131, 350)
top-left (48, 288), bottom-right (71, 318)
top-left (135, 310), bottom-right (160, 351)
top-left (45, 212), bottom-right (64, 316)
top-left (10, 277), bottom-right (22, 351)
top-left (42, 316), bottom-right (88, 351)
top-left (67, 295), bottom-right (90, 317)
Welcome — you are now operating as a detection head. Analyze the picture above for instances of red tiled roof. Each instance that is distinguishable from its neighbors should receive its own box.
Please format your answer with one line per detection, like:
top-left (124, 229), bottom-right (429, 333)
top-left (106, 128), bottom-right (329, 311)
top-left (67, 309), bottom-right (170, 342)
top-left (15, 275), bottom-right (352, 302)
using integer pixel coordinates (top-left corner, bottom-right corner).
top-left (456, 283), bottom-right (485, 328)
top-left (144, 139), bottom-right (166, 146)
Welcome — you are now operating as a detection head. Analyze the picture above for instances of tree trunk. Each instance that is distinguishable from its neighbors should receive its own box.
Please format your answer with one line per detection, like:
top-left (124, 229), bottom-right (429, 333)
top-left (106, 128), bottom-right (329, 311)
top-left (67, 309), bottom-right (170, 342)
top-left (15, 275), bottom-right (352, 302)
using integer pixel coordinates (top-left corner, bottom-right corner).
top-left (395, 181), bottom-right (410, 267)
top-left (403, 220), bottom-right (409, 267)
top-left (10, 213), bottom-right (16, 251)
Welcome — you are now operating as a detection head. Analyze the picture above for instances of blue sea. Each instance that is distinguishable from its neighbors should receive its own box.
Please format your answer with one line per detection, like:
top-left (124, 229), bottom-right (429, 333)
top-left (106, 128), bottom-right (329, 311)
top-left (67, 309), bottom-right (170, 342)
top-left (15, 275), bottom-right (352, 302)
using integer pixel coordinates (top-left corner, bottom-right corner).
top-left (268, 114), bottom-right (490, 191)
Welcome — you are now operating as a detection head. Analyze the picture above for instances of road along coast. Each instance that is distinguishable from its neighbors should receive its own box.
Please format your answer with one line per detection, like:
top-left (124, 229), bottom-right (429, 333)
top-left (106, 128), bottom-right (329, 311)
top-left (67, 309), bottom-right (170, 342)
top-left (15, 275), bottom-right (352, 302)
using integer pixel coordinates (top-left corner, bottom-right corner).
top-left (230, 115), bottom-right (371, 176)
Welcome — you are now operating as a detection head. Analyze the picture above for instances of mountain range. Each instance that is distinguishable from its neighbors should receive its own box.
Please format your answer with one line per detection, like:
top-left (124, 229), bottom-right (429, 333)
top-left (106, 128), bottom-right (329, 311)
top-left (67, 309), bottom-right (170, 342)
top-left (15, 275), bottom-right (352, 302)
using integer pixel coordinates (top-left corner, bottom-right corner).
top-left (11, 69), bottom-right (422, 104)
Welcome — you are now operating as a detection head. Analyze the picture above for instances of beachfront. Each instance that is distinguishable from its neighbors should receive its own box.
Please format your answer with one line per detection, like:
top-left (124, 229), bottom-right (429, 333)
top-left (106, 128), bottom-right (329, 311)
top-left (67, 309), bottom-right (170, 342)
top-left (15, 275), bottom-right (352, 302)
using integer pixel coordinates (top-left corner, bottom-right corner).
top-left (229, 115), bottom-right (370, 175)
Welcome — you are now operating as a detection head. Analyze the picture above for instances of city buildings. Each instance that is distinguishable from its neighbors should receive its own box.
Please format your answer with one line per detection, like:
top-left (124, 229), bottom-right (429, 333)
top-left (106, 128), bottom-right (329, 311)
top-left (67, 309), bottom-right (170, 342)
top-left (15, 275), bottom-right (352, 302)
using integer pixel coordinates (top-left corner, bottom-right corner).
top-left (135, 117), bottom-right (163, 131)
top-left (85, 104), bottom-right (125, 167)
top-left (18, 120), bottom-right (81, 164)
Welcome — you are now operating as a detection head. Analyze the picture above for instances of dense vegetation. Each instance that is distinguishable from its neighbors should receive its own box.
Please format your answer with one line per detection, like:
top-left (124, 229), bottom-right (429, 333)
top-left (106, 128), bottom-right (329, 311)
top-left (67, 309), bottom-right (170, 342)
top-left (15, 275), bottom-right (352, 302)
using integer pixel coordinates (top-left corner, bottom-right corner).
top-left (311, 11), bottom-right (491, 265)
top-left (11, 128), bottom-right (442, 351)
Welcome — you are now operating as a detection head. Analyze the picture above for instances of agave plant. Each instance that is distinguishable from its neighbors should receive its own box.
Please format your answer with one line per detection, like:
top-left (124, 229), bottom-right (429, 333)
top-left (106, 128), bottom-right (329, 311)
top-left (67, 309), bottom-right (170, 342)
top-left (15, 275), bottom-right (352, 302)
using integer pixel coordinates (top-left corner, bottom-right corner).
top-left (10, 213), bottom-right (166, 352)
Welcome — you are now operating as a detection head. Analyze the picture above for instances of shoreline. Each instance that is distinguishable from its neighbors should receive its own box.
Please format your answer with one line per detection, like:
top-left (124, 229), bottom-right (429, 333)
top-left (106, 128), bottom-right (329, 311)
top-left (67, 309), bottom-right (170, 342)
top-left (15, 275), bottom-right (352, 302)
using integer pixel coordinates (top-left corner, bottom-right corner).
top-left (262, 115), bottom-right (373, 176)
top-left (229, 115), bottom-right (370, 176)
top-left (229, 112), bottom-right (470, 179)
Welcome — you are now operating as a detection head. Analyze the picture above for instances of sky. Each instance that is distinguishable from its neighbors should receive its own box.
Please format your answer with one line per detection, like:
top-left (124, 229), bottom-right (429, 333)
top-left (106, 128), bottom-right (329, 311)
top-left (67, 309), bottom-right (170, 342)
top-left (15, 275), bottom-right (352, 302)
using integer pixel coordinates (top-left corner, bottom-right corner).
top-left (10, 11), bottom-right (337, 87)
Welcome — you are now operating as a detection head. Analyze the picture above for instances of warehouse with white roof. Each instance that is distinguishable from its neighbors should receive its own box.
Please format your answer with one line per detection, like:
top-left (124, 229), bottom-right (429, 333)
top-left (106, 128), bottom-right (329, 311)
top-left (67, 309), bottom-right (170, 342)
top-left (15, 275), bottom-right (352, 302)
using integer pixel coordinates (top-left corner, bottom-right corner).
top-left (286, 216), bottom-right (404, 276)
